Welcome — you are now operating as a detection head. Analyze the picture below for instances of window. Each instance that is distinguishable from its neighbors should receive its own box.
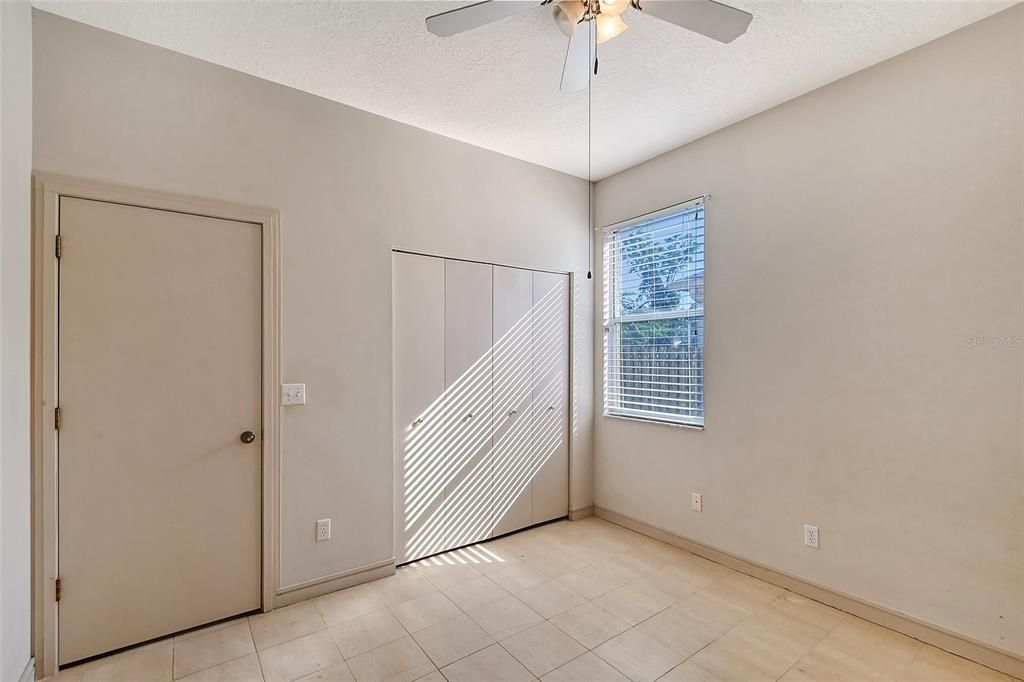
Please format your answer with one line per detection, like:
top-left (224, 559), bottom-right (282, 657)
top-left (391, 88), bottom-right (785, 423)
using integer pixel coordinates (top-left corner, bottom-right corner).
top-left (603, 199), bottom-right (705, 427)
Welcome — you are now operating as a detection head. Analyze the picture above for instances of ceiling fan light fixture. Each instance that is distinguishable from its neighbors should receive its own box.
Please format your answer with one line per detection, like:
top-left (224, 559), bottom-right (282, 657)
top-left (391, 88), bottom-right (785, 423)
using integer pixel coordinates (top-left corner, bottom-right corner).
top-left (426, 0), bottom-right (754, 93)
top-left (596, 13), bottom-right (628, 43)
top-left (598, 0), bottom-right (629, 18)
top-left (553, 1), bottom-right (585, 37)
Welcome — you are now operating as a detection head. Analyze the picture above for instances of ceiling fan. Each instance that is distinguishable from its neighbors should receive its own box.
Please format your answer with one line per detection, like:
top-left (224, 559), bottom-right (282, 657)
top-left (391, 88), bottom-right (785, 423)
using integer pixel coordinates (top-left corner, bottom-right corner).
top-left (425, 0), bottom-right (753, 93)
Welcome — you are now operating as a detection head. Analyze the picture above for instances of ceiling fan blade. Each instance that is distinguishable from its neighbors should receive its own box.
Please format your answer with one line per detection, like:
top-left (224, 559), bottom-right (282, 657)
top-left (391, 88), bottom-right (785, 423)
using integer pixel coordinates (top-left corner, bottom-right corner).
top-left (426, 1), bottom-right (543, 37)
top-left (636, 0), bottom-right (752, 43)
top-left (560, 19), bottom-right (595, 93)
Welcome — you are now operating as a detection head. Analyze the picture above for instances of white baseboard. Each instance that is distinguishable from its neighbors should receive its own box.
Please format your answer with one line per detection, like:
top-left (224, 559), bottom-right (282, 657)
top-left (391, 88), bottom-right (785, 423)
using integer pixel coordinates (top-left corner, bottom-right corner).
top-left (273, 559), bottom-right (395, 608)
top-left (595, 506), bottom-right (1024, 680)
top-left (568, 506), bottom-right (594, 520)
top-left (19, 657), bottom-right (35, 682)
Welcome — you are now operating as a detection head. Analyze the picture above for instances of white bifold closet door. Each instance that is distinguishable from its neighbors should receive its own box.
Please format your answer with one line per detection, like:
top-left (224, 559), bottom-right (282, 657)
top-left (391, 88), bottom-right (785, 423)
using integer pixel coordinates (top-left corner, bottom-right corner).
top-left (393, 253), bottom-right (446, 565)
top-left (443, 260), bottom-right (494, 552)
top-left (491, 266), bottom-right (535, 536)
top-left (531, 272), bottom-right (570, 523)
top-left (394, 253), bottom-right (570, 564)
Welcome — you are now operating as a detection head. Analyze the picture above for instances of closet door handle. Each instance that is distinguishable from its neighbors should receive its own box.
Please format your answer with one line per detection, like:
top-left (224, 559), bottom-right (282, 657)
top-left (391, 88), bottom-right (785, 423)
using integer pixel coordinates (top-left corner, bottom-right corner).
top-left (547, 405), bottom-right (556, 411)
top-left (462, 413), bottom-right (474, 423)
top-left (412, 417), bottom-right (424, 427)
top-left (507, 408), bottom-right (518, 417)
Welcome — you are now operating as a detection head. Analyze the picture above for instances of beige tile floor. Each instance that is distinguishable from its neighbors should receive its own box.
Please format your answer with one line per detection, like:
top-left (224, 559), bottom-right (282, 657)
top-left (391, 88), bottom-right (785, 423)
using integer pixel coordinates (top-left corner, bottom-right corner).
top-left (50, 518), bottom-right (1018, 682)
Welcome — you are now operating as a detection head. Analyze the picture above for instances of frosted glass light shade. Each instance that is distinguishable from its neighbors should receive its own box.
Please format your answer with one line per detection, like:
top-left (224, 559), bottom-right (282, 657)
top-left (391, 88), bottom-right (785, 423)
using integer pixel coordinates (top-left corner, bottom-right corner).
top-left (596, 13), bottom-right (628, 43)
top-left (599, 0), bottom-right (629, 17)
top-left (553, 1), bottom-right (585, 37)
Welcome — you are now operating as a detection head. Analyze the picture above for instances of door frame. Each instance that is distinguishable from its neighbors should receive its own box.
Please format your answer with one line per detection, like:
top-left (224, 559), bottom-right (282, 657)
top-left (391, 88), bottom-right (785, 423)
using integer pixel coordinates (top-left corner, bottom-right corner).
top-left (31, 173), bottom-right (282, 678)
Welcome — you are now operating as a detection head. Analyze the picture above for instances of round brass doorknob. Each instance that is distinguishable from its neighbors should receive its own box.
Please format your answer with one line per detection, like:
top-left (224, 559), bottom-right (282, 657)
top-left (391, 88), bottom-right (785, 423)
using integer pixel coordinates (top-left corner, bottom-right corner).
top-left (240, 430), bottom-right (256, 444)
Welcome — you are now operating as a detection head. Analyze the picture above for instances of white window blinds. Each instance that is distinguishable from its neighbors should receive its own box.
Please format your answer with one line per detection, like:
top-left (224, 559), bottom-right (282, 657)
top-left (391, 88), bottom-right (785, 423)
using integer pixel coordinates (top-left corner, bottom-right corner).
top-left (603, 199), bottom-right (705, 427)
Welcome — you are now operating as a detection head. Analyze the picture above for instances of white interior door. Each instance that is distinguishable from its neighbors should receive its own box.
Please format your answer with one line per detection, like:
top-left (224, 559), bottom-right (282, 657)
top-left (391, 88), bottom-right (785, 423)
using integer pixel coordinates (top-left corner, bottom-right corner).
top-left (443, 260), bottom-right (494, 551)
top-left (490, 266), bottom-right (534, 537)
top-left (393, 253), bottom-right (446, 564)
top-left (58, 198), bottom-right (262, 664)
top-left (531, 272), bottom-right (570, 523)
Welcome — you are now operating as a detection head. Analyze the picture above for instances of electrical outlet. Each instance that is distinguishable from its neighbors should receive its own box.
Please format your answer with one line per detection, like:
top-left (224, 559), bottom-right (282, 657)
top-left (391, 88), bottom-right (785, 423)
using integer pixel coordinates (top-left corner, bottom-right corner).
top-left (282, 383), bottom-right (306, 406)
top-left (804, 524), bottom-right (819, 548)
top-left (691, 493), bottom-right (703, 512)
top-left (316, 518), bottom-right (331, 543)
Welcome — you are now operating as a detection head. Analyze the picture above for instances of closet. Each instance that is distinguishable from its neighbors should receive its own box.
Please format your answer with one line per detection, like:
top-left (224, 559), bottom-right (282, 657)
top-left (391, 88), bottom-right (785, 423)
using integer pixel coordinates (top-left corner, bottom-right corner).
top-left (393, 252), bottom-right (569, 564)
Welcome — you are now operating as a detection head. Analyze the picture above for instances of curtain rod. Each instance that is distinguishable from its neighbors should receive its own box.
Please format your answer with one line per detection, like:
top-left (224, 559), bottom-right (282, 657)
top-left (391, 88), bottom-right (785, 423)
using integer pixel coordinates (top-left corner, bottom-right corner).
top-left (597, 193), bottom-right (710, 233)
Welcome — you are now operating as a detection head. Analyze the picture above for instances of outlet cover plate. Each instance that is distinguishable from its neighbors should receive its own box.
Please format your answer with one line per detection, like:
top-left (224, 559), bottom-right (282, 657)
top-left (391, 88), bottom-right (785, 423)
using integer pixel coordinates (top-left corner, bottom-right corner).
top-left (282, 383), bottom-right (306, 406)
top-left (316, 518), bottom-right (331, 542)
top-left (804, 524), bottom-right (819, 548)
top-left (691, 493), bottom-right (703, 512)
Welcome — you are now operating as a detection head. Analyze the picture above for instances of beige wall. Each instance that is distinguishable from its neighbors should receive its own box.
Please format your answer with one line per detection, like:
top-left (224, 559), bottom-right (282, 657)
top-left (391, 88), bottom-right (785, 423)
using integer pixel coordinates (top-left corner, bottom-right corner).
top-left (1, 1), bottom-right (34, 680)
top-left (594, 5), bottom-right (1023, 657)
top-left (32, 10), bottom-right (594, 594)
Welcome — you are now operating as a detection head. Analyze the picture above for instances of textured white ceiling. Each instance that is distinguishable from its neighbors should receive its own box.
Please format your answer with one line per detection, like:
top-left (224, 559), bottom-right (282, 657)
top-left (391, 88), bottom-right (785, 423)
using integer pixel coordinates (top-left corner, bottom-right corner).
top-left (35, 0), bottom-right (1016, 179)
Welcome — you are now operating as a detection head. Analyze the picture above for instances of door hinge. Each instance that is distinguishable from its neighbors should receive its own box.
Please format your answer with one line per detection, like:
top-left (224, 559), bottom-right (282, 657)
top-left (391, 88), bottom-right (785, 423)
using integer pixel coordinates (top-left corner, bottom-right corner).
top-left (55, 578), bottom-right (62, 602)
top-left (54, 407), bottom-right (61, 431)
top-left (55, 234), bottom-right (62, 259)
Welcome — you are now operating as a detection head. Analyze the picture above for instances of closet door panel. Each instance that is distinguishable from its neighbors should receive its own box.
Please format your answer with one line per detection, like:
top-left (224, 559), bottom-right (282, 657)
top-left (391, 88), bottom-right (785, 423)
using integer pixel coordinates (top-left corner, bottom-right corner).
top-left (394, 253), bottom-right (446, 563)
top-left (444, 260), bottom-right (494, 550)
top-left (490, 266), bottom-right (535, 537)
top-left (531, 272), bottom-right (570, 523)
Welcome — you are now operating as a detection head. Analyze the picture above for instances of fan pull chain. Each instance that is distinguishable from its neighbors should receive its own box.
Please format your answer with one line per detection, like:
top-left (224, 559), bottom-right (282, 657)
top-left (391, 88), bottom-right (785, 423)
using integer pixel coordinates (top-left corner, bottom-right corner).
top-left (586, 16), bottom-right (594, 281)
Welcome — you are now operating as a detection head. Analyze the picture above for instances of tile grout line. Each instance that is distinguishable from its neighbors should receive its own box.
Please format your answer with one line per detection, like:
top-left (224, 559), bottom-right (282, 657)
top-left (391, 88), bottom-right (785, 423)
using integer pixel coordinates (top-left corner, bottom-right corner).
top-left (248, 611), bottom-right (326, 658)
top-left (430, 596), bottom-right (506, 673)
top-left (615, 576), bottom-right (783, 680)
top-left (897, 638), bottom-right (930, 678)
top-left (316, 607), bottom-right (351, 682)
top-left (333, 585), bottom-right (445, 677)
top-left (648, 579), bottom-right (786, 679)
top-left (579, 579), bottom-right (698, 681)
top-left (586, 643), bottom-right (634, 681)
top-left (176, 652), bottom-right (254, 681)
top-left (493, 639), bottom-right (540, 680)
top-left (246, 622), bottom-right (267, 682)
top-left (171, 621), bottom-right (258, 681)
top-left (769, 609), bottom-right (847, 682)
top-left (399, 616), bottom-right (442, 679)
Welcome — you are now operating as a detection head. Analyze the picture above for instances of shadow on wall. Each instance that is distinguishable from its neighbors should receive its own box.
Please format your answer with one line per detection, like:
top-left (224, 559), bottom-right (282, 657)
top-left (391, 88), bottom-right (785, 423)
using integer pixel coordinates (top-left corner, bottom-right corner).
top-left (400, 285), bottom-right (567, 563)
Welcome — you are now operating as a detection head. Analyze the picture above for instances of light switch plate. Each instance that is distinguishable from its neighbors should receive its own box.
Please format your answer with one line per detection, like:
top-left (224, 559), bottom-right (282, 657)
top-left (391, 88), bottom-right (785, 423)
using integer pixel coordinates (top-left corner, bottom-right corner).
top-left (281, 383), bottom-right (306, 406)
top-left (691, 493), bottom-right (703, 512)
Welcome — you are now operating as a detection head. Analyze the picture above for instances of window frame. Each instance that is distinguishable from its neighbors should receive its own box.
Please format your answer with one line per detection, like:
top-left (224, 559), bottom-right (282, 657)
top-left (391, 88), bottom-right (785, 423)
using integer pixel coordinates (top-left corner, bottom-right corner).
top-left (602, 196), bottom-right (706, 429)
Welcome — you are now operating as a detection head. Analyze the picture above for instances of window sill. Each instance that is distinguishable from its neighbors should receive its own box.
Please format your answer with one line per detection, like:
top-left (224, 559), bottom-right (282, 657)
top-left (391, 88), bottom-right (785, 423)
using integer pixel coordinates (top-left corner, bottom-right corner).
top-left (602, 412), bottom-right (705, 431)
